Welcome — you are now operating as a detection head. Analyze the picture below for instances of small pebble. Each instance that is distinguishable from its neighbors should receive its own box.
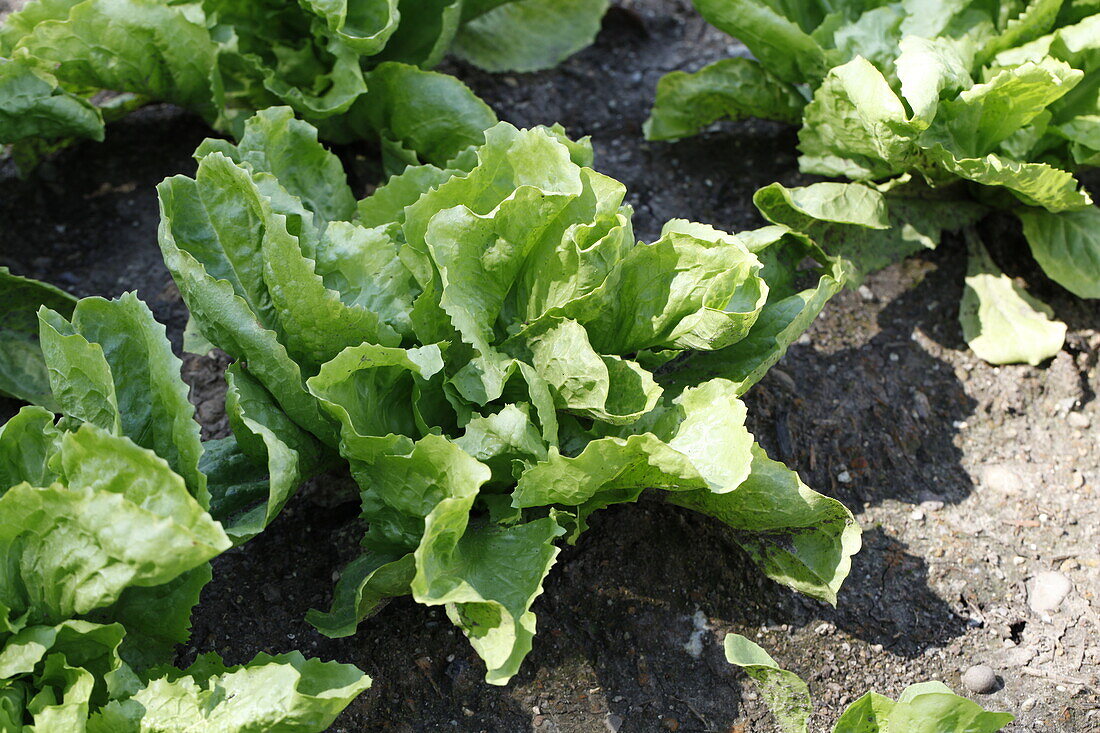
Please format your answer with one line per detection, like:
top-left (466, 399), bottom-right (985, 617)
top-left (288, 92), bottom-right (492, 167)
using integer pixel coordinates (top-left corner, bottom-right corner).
top-left (1028, 571), bottom-right (1073, 613)
top-left (980, 464), bottom-right (1023, 494)
top-left (1021, 698), bottom-right (1037, 712)
top-left (913, 391), bottom-right (932, 419)
top-left (837, 471), bottom-right (852, 484)
top-left (961, 664), bottom-right (999, 694)
top-left (1067, 412), bottom-right (1090, 429)
top-left (604, 713), bottom-right (623, 732)
top-left (858, 285), bottom-right (875, 301)
top-left (920, 499), bottom-right (945, 512)
top-left (910, 509), bottom-right (925, 522)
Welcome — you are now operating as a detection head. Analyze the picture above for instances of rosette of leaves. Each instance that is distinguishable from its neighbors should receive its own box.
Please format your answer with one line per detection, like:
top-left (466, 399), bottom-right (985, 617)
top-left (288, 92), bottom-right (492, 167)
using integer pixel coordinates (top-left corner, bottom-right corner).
top-left (723, 634), bottom-right (1014, 732)
top-left (0, 293), bottom-right (370, 731)
top-left (647, 0), bottom-right (1100, 365)
top-left (157, 106), bottom-right (861, 685)
top-left (0, 0), bottom-right (611, 168)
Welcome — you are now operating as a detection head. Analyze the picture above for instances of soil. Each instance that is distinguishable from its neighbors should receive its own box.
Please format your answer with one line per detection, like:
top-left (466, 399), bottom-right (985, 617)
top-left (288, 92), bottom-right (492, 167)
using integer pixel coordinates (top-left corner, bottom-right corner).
top-left (1, 1), bottom-right (1098, 731)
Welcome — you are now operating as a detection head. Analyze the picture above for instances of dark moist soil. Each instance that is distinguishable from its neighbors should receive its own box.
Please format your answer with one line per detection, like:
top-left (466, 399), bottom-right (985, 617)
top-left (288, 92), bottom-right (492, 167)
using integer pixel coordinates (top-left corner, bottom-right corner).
top-left (2, 1), bottom-right (1098, 731)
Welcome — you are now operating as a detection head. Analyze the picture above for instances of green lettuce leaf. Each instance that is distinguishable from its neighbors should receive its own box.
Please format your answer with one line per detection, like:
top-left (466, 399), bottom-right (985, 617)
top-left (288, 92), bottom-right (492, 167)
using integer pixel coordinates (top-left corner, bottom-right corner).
top-left (87, 651), bottom-right (370, 732)
top-left (452, 0), bottom-right (609, 73)
top-left (88, 566), bottom-right (212, 671)
top-left (1018, 204), bottom-right (1100, 297)
top-left (725, 635), bottom-right (1015, 733)
top-left (645, 57), bottom-right (805, 141)
top-left (959, 231), bottom-right (1066, 365)
top-left (11, 0), bottom-right (220, 119)
top-left (0, 424), bottom-right (230, 625)
top-left (754, 181), bottom-right (986, 282)
top-left (39, 294), bottom-right (208, 506)
top-left (798, 57), bottom-right (920, 180)
top-left (212, 362), bottom-right (332, 543)
top-left (692, 0), bottom-right (833, 85)
top-left (0, 55), bottom-right (102, 143)
top-left (300, 0), bottom-right (400, 55)
top-left (167, 113), bottom-right (855, 685)
top-left (412, 509), bottom-right (564, 686)
top-left (723, 634), bottom-right (811, 733)
top-left (0, 405), bottom-right (61, 491)
top-left (0, 268), bottom-right (76, 411)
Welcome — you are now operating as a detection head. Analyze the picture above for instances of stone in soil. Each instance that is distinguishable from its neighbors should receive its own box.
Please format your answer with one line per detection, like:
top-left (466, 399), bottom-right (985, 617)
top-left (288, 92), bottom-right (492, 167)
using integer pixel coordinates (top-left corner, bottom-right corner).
top-left (961, 664), bottom-right (999, 694)
top-left (1027, 571), bottom-right (1073, 613)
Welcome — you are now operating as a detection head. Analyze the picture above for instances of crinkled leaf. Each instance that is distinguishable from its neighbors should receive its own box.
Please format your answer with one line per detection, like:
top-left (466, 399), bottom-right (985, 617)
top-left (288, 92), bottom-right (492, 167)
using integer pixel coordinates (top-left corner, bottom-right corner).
top-left (515, 318), bottom-right (662, 426)
top-left (668, 443), bottom-right (860, 605)
top-left (87, 565), bottom-right (211, 671)
top-left (301, 0), bottom-right (400, 55)
top-left (88, 651), bottom-right (370, 732)
top-left (413, 514), bottom-right (564, 685)
top-left (930, 146), bottom-right (1092, 212)
top-left (213, 363), bottom-right (331, 543)
top-left (920, 60), bottom-right (1083, 157)
top-left (306, 552), bottom-right (414, 638)
top-left (0, 425), bottom-right (229, 624)
top-left (13, 0), bottom-right (219, 119)
top-left (0, 405), bottom-right (61, 491)
top-left (337, 62), bottom-right (497, 168)
top-left (692, 0), bottom-right (832, 85)
top-left (895, 36), bottom-right (973, 127)
top-left (665, 232), bottom-right (843, 394)
top-left (37, 307), bottom-right (121, 436)
top-left (206, 106), bottom-right (356, 225)
top-left (959, 232), bottom-right (1066, 365)
top-left (513, 380), bottom-right (755, 510)
top-left (754, 181), bottom-right (984, 281)
top-left (157, 175), bottom-right (339, 444)
top-left (798, 57), bottom-right (919, 180)
top-left (0, 56), bottom-right (102, 143)
top-left (307, 343), bottom-right (444, 463)
top-left (42, 294), bottom-right (208, 506)
top-left (645, 57), bottom-right (805, 140)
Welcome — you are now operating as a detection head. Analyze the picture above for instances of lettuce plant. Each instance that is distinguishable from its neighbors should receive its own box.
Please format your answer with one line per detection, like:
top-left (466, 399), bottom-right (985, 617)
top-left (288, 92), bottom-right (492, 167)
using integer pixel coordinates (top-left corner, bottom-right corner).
top-left (724, 634), bottom-right (1015, 733)
top-left (0, 293), bottom-right (370, 731)
top-left (156, 106), bottom-right (861, 685)
top-left (0, 0), bottom-right (611, 168)
top-left (648, 0), bottom-right (1099, 365)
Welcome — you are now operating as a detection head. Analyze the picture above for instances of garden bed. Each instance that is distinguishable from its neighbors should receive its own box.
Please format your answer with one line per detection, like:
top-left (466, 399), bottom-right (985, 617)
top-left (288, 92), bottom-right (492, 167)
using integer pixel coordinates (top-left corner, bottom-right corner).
top-left (1, 1), bottom-right (1097, 730)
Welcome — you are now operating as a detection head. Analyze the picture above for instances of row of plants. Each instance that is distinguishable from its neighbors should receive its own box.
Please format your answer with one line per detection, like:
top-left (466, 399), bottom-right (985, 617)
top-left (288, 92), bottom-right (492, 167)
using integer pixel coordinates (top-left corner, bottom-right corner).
top-left (0, 0), bottom-right (609, 170)
top-left (2, 0), bottom-right (1086, 728)
top-left (4, 0), bottom-right (1097, 364)
top-left (648, 0), bottom-right (1100, 365)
